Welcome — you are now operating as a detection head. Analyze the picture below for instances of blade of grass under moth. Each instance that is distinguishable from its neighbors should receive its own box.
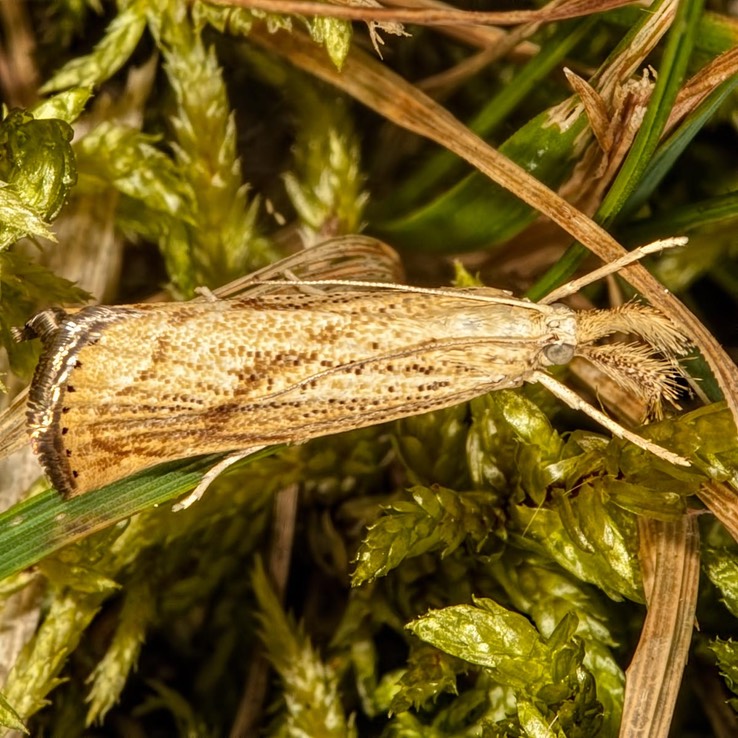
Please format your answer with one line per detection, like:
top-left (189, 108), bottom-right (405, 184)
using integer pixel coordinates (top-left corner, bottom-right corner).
top-left (0, 449), bottom-right (278, 581)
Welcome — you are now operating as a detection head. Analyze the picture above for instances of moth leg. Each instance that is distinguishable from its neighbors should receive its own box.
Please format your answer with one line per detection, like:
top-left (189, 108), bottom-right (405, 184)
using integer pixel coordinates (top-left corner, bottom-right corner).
top-left (172, 446), bottom-right (266, 511)
top-left (530, 371), bottom-right (690, 467)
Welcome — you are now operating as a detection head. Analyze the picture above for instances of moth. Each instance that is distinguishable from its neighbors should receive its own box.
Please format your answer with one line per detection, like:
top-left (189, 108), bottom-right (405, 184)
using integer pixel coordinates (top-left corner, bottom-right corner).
top-left (14, 235), bottom-right (691, 510)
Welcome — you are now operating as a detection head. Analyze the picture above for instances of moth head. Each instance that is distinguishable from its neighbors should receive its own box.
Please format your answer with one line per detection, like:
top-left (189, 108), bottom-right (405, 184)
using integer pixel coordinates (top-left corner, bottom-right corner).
top-left (541, 305), bottom-right (578, 366)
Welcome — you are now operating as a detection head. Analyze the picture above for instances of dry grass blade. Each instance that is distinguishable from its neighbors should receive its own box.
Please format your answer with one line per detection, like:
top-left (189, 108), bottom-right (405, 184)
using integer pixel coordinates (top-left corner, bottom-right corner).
top-left (248, 14), bottom-right (738, 436)
top-left (592, 0), bottom-right (679, 94)
top-left (214, 0), bottom-right (638, 26)
top-left (563, 68), bottom-right (611, 151)
top-left (383, 0), bottom-right (541, 51)
top-left (698, 481), bottom-right (738, 545)
top-left (622, 516), bottom-right (700, 738)
top-left (667, 45), bottom-right (738, 131)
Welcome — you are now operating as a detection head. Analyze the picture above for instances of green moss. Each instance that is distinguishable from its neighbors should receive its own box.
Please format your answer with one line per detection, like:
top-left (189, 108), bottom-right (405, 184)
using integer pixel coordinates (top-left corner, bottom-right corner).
top-left (1, 2), bottom-right (737, 736)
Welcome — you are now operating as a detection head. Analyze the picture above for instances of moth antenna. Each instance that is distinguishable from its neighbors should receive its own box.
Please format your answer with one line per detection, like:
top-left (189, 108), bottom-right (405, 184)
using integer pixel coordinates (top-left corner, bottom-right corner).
top-left (576, 303), bottom-right (691, 356)
top-left (242, 279), bottom-right (543, 310)
top-left (540, 237), bottom-right (688, 304)
top-left (576, 343), bottom-right (685, 420)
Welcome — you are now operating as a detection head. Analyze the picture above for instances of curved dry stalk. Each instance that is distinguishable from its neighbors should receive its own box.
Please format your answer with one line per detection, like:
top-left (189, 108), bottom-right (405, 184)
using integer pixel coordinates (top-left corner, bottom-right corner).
top-left (248, 16), bottom-right (738, 437)
top-left (698, 481), bottom-right (738, 545)
top-left (622, 516), bottom-right (700, 738)
top-left (383, 0), bottom-right (540, 51)
top-left (212, 0), bottom-right (638, 27)
top-left (230, 482), bottom-right (300, 738)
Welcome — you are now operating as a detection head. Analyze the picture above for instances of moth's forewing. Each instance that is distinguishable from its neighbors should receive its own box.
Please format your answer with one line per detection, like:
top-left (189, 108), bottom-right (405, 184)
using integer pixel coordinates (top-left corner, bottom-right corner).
top-left (27, 292), bottom-right (573, 497)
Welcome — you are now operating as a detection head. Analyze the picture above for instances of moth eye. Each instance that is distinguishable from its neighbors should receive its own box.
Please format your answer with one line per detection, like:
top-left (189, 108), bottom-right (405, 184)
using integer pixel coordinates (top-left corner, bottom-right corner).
top-left (544, 342), bottom-right (575, 365)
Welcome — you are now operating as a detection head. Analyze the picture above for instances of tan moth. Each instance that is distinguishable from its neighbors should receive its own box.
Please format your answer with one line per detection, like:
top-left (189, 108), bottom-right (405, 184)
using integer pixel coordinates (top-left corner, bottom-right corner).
top-left (14, 236), bottom-right (691, 510)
